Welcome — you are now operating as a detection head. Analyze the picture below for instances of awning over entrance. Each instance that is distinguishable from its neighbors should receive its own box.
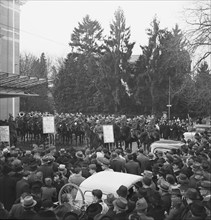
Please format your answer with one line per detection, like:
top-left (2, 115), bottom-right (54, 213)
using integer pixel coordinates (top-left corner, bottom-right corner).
top-left (0, 72), bottom-right (48, 98)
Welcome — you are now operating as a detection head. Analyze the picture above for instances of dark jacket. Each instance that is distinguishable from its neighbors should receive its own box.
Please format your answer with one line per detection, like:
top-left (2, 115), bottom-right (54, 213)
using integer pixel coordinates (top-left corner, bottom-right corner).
top-left (161, 192), bottom-right (171, 214)
top-left (113, 211), bottom-right (129, 220)
top-left (16, 178), bottom-right (30, 199)
top-left (136, 153), bottom-right (151, 173)
top-left (125, 160), bottom-right (141, 175)
top-left (8, 203), bottom-right (25, 219)
top-left (0, 174), bottom-right (16, 211)
top-left (110, 157), bottom-right (125, 173)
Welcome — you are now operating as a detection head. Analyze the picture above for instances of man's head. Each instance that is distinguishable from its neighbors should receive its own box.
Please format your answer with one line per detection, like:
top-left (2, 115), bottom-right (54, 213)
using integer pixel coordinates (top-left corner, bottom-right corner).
top-left (92, 189), bottom-right (103, 202)
top-left (89, 164), bottom-right (97, 175)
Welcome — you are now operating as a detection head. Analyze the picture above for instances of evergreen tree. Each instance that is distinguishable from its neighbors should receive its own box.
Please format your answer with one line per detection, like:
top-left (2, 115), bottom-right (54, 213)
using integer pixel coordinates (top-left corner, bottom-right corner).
top-left (133, 18), bottom-right (191, 115)
top-left (100, 7), bottom-right (135, 113)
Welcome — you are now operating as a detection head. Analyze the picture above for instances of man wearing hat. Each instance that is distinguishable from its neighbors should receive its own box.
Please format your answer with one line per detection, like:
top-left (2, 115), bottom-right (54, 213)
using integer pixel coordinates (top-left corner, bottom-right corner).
top-left (130, 197), bottom-right (154, 220)
top-left (112, 197), bottom-right (129, 220)
top-left (97, 157), bottom-right (114, 172)
top-left (116, 185), bottom-right (128, 200)
top-left (8, 192), bottom-right (31, 219)
top-left (37, 155), bottom-right (55, 179)
top-left (180, 188), bottom-right (201, 220)
top-left (16, 170), bottom-right (30, 200)
top-left (177, 173), bottom-right (190, 196)
top-left (158, 181), bottom-right (171, 214)
top-left (104, 193), bottom-right (116, 218)
top-left (19, 195), bottom-right (37, 219)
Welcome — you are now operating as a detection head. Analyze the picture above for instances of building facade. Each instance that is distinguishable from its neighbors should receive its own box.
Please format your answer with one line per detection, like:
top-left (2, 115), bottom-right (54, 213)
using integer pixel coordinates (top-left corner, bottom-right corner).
top-left (0, 0), bottom-right (20, 120)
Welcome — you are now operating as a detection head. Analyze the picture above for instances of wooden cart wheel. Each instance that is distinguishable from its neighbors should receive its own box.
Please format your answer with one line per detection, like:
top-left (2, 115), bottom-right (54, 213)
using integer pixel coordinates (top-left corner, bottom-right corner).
top-left (58, 183), bottom-right (85, 210)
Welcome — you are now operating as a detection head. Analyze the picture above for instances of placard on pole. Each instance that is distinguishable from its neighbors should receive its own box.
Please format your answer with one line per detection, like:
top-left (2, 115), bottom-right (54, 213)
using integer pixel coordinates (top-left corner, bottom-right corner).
top-left (103, 125), bottom-right (114, 150)
top-left (43, 116), bottom-right (55, 146)
top-left (0, 126), bottom-right (10, 146)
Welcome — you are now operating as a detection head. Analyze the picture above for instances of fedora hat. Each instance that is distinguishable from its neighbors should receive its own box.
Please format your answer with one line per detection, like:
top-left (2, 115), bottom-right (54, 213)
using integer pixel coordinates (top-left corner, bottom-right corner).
top-left (104, 193), bottom-right (116, 206)
top-left (136, 197), bottom-right (148, 211)
top-left (177, 173), bottom-right (189, 184)
top-left (143, 170), bottom-right (153, 179)
top-left (199, 180), bottom-right (211, 190)
top-left (116, 185), bottom-right (128, 198)
top-left (22, 196), bottom-right (37, 208)
top-left (75, 151), bottom-right (85, 160)
top-left (113, 197), bottom-right (128, 211)
top-left (97, 157), bottom-right (110, 166)
top-left (58, 164), bottom-right (66, 171)
top-left (158, 181), bottom-right (170, 192)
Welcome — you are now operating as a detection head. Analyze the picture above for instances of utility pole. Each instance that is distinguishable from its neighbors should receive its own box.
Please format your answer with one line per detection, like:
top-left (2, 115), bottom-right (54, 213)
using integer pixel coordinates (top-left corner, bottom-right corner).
top-left (166, 75), bottom-right (172, 120)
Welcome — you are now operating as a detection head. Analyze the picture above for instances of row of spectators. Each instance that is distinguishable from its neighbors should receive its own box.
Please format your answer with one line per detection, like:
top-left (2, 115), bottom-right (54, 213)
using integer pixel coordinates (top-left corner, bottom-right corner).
top-left (0, 131), bottom-right (211, 220)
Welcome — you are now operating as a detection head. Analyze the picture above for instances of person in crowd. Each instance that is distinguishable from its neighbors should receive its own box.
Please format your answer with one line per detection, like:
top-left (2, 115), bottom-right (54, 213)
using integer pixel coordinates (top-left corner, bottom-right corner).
top-left (92, 189), bottom-right (109, 215)
top-left (136, 148), bottom-right (151, 173)
top-left (129, 197), bottom-right (154, 220)
top-left (37, 155), bottom-right (56, 180)
top-left (8, 192), bottom-right (30, 219)
top-left (82, 203), bottom-right (102, 220)
top-left (97, 157), bottom-right (114, 172)
top-left (89, 164), bottom-right (97, 176)
top-left (164, 188), bottom-right (184, 220)
top-left (68, 166), bottom-right (86, 186)
top-left (110, 151), bottom-right (126, 172)
top-left (16, 170), bottom-right (30, 200)
top-left (112, 197), bottom-right (129, 220)
top-left (158, 181), bottom-right (171, 215)
top-left (125, 153), bottom-right (141, 175)
top-left (34, 199), bottom-right (57, 220)
top-left (19, 195), bottom-right (37, 220)
top-left (165, 174), bottom-right (179, 192)
top-left (41, 177), bottom-right (57, 203)
top-left (103, 193), bottom-right (116, 218)
top-left (0, 164), bottom-right (16, 211)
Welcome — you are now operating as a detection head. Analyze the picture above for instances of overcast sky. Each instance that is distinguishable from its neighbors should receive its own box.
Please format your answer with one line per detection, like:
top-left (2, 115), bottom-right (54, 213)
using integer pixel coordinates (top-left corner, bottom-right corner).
top-left (20, 0), bottom-right (193, 59)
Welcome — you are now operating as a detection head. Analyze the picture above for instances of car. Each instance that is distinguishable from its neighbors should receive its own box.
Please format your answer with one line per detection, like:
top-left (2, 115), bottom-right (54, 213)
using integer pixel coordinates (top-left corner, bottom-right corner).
top-left (59, 171), bottom-right (142, 207)
top-left (183, 131), bottom-right (196, 142)
top-left (183, 124), bottom-right (211, 142)
top-left (149, 139), bottom-right (185, 154)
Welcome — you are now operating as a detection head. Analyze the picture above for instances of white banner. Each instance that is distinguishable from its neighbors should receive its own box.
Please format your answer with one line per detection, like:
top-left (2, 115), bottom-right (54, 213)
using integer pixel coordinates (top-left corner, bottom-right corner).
top-left (103, 125), bottom-right (114, 143)
top-left (0, 126), bottom-right (10, 142)
top-left (43, 116), bottom-right (55, 134)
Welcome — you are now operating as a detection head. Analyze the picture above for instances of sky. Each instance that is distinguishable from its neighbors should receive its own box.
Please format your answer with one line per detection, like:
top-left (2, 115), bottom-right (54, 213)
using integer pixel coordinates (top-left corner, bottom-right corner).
top-left (20, 0), bottom-right (194, 59)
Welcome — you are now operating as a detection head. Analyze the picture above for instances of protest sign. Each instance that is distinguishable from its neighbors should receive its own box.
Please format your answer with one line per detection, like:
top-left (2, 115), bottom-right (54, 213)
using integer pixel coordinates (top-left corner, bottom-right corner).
top-left (103, 125), bottom-right (114, 143)
top-left (43, 116), bottom-right (55, 134)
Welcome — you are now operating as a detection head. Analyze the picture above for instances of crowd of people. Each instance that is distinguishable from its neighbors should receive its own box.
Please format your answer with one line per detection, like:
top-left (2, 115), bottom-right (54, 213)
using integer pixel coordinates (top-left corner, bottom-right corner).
top-left (0, 115), bottom-right (211, 219)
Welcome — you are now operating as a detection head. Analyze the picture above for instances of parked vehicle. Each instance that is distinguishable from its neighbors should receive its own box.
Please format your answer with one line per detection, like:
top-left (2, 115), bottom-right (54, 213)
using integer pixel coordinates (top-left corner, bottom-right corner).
top-left (183, 124), bottom-right (211, 142)
top-left (149, 139), bottom-right (185, 154)
top-left (58, 171), bottom-right (142, 208)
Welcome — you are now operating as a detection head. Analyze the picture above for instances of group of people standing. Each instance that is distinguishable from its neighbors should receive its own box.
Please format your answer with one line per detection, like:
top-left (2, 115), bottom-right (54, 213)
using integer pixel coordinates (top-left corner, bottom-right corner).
top-left (0, 115), bottom-right (210, 219)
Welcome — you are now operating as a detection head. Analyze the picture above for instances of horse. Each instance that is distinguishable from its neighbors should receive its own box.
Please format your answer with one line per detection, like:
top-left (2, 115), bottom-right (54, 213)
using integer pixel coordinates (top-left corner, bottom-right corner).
top-left (84, 123), bottom-right (102, 150)
top-left (72, 122), bottom-right (85, 146)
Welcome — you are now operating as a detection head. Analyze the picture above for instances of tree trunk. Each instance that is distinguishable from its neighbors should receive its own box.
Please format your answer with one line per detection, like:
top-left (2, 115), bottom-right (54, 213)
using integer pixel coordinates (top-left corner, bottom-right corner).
top-left (149, 83), bottom-right (156, 115)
